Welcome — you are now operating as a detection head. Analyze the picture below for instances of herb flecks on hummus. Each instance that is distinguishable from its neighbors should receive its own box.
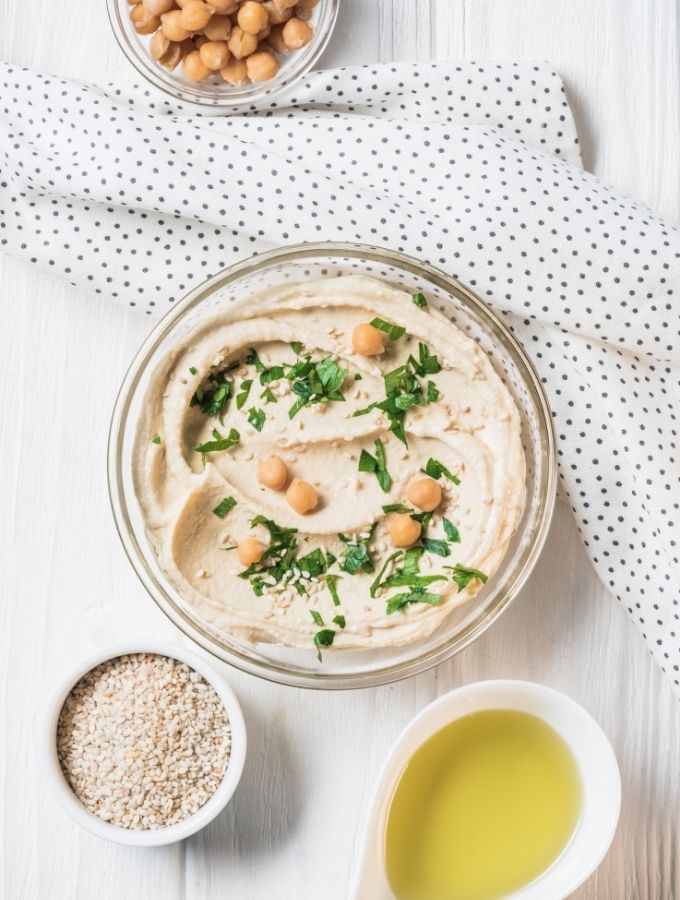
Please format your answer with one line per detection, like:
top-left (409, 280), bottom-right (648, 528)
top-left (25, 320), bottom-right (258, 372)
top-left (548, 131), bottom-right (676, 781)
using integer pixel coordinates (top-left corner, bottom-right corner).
top-left (134, 275), bottom-right (525, 653)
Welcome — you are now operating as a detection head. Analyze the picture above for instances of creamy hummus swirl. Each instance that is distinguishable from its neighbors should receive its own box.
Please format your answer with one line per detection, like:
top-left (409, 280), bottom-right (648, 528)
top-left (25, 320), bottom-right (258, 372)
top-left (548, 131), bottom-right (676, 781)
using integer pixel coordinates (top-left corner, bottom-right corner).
top-left (133, 275), bottom-right (525, 652)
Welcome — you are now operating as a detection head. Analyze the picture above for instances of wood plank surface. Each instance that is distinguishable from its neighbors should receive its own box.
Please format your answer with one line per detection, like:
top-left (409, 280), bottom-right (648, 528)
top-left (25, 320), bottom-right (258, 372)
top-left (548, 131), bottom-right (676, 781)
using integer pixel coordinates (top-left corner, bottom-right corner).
top-left (1, 1), bottom-right (678, 897)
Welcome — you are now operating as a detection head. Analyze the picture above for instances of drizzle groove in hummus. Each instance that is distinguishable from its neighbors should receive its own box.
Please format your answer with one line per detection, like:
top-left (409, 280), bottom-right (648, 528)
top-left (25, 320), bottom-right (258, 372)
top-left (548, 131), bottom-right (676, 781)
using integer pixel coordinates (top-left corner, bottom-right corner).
top-left (134, 275), bottom-right (526, 656)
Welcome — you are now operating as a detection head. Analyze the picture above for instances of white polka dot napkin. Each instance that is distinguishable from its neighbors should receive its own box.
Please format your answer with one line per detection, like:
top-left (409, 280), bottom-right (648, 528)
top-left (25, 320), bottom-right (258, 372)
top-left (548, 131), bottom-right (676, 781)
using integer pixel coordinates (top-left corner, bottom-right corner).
top-left (1, 61), bottom-right (679, 691)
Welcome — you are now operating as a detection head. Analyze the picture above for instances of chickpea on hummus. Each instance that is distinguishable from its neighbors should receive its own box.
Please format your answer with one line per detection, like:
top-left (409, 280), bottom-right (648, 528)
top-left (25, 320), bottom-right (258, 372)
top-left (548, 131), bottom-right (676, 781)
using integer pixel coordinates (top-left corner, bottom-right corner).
top-left (134, 275), bottom-right (525, 657)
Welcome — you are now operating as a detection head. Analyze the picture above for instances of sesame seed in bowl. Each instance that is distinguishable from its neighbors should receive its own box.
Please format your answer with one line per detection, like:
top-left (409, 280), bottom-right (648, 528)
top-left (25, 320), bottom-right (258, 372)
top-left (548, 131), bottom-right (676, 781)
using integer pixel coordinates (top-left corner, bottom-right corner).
top-left (44, 641), bottom-right (246, 846)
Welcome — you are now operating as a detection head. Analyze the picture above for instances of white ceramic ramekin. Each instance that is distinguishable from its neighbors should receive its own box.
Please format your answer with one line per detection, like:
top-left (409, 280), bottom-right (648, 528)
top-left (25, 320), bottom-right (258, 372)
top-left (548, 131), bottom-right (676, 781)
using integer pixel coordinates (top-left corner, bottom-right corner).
top-left (43, 640), bottom-right (247, 846)
top-left (351, 679), bottom-right (621, 900)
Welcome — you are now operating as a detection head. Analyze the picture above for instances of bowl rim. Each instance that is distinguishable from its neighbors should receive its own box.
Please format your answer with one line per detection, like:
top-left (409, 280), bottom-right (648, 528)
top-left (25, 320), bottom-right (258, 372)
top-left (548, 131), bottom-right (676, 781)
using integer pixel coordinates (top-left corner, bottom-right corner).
top-left (107, 241), bottom-right (557, 690)
top-left (43, 639), bottom-right (247, 846)
top-left (106, 0), bottom-right (340, 109)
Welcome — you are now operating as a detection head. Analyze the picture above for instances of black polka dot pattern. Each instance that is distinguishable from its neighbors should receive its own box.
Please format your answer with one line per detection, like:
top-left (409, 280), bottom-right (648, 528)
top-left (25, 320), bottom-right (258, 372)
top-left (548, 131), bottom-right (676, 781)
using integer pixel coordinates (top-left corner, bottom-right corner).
top-left (0, 61), bottom-right (679, 688)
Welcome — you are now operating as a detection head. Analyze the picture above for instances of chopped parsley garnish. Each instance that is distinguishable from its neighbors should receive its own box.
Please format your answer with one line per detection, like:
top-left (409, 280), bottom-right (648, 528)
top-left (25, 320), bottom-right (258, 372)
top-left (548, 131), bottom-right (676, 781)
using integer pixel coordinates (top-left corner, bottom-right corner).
top-left (290, 341), bottom-right (304, 355)
top-left (245, 348), bottom-right (265, 373)
top-left (310, 610), bottom-right (325, 627)
top-left (189, 366), bottom-right (198, 375)
top-left (412, 292), bottom-right (428, 308)
top-left (288, 356), bottom-right (348, 419)
top-left (369, 317), bottom-right (406, 340)
top-left (260, 365), bottom-right (285, 385)
top-left (238, 515), bottom-right (298, 596)
top-left (427, 380), bottom-right (440, 402)
top-left (191, 371), bottom-right (231, 422)
top-left (422, 457), bottom-right (461, 485)
top-left (151, 435), bottom-right (161, 445)
top-left (260, 386), bottom-right (277, 403)
top-left (332, 614), bottom-right (346, 628)
top-left (447, 564), bottom-right (488, 592)
top-left (326, 574), bottom-right (341, 606)
top-left (358, 438), bottom-right (392, 492)
top-left (421, 538), bottom-right (450, 557)
top-left (235, 379), bottom-right (253, 410)
top-left (353, 341), bottom-right (442, 445)
top-left (382, 502), bottom-right (412, 514)
top-left (213, 496), bottom-right (237, 518)
top-left (338, 529), bottom-right (375, 574)
top-left (443, 518), bottom-right (461, 543)
top-left (195, 427), bottom-right (240, 465)
top-left (370, 547), bottom-right (446, 599)
top-left (314, 628), bottom-right (335, 661)
top-left (247, 407), bottom-right (266, 432)
top-left (297, 547), bottom-right (327, 578)
top-left (386, 587), bottom-right (441, 615)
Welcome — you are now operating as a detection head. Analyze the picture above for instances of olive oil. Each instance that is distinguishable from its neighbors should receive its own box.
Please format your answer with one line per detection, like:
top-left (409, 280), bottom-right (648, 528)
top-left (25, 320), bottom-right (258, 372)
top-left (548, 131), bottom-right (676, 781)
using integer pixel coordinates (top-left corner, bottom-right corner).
top-left (385, 709), bottom-right (582, 900)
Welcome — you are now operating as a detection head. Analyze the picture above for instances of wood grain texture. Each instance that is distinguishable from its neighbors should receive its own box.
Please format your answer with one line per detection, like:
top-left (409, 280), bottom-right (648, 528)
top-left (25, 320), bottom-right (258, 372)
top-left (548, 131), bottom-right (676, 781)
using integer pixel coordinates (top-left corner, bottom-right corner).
top-left (1, 1), bottom-right (679, 898)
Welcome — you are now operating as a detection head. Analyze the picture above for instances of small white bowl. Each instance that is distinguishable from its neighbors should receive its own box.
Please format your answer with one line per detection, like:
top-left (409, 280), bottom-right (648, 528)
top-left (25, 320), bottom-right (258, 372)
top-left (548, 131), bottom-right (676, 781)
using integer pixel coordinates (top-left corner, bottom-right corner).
top-left (43, 640), bottom-right (247, 846)
top-left (351, 680), bottom-right (621, 900)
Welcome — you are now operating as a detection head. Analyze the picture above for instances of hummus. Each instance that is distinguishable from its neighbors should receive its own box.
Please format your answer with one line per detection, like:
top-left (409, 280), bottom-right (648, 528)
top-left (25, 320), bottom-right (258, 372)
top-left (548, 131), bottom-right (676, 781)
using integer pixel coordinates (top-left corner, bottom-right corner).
top-left (133, 275), bottom-right (525, 653)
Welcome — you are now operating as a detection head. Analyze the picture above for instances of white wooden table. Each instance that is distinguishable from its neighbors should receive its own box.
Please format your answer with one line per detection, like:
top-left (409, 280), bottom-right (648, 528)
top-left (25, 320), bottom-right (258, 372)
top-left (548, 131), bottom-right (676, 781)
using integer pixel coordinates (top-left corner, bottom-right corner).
top-left (2, 1), bottom-right (679, 897)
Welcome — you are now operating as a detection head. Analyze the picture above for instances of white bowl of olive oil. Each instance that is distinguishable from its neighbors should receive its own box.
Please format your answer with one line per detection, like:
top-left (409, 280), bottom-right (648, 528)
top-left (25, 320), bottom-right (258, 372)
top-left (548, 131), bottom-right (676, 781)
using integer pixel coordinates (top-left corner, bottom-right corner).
top-left (351, 680), bottom-right (621, 900)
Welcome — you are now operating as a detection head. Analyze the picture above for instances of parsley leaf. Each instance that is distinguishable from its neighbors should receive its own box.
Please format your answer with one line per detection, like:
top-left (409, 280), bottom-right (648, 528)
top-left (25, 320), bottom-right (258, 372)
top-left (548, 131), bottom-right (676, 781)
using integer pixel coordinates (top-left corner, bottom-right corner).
top-left (213, 496), bottom-right (237, 518)
top-left (371, 547), bottom-right (446, 599)
top-left (332, 614), bottom-right (346, 628)
top-left (326, 574), bottom-right (341, 606)
top-left (310, 610), bottom-right (324, 627)
top-left (288, 356), bottom-right (348, 419)
top-left (427, 380), bottom-right (440, 402)
top-left (443, 518), bottom-right (461, 543)
top-left (358, 439), bottom-right (392, 492)
top-left (245, 348), bottom-right (265, 373)
top-left (422, 457), bottom-right (461, 485)
top-left (297, 547), bottom-right (328, 578)
top-left (412, 292), bottom-right (428, 308)
top-left (151, 435), bottom-right (161, 445)
top-left (247, 407), bottom-right (266, 432)
top-left (260, 365), bottom-right (285, 385)
top-left (290, 341), bottom-right (304, 355)
top-left (191, 371), bottom-right (231, 421)
top-left (236, 379), bottom-right (253, 410)
top-left (314, 628), bottom-right (335, 661)
top-left (447, 564), bottom-right (488, 592)
top-left (369, 317), bottom-right (406, 340)
top-left (195, 427), bottom-right (240, 465)
top-left (386, 587), bottom-right (442, 615)
top-left (189, 366), bottom-right (198, 375)
top-left (421, 538), bottom-right (451, 557)
top-left (382, 502), bottom-right (413, 514)
top-left (339, 530), bottom-right (375, 574)
top-left (260, 386), bottom-right (277, 404)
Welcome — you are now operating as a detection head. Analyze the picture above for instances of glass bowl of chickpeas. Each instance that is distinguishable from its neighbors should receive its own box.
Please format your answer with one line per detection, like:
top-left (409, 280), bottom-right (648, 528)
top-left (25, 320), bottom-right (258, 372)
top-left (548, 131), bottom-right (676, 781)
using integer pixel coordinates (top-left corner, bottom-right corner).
top-left (108, 0), bottom-right (339, 107)
top-left (109, 243), bottom-right (556, 690)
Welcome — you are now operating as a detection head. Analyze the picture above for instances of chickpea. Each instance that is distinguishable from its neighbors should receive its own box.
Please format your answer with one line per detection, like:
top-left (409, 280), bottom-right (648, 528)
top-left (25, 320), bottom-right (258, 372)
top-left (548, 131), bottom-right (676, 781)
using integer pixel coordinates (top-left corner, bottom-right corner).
top-left (237, 537), bottom-right (267, 566)
top-left (238, 0), bottom-right (269, 35)
top-left (220, 58), bottom-right (249, 85)
top-left (407, 478), bottom-right (442, 512)
top-left (150, 28), bottom-right (171, 60)
top-left (206, 0), bottom-right (238, 10)
top-left (194, 33), bottom-right (209, 47)
top-left (178, 0), bottom-right (213, 31)
top-left (160, 40), bottom-right (186, 69)
top-left (228, 25), bottom-right (258, 58)
top-left (199, 40), bottom-right (230, 69)
top-left (389, 514), bottom-right (422, 548)
top-left (258, 455), bottom-right (288, 490)
top-left (142, 0), bottom-right (174, 15)
top-left (246, 50), bottom-right (280, 82)
top-left (263, 0), bottom-right (293, 25)
top-left (161, 10), bottom-right (190, 41)
top-left (130, 4), bottom-right (161, 34)
top-left (183, 49), bottom-right (212, 80)
top-left (286, 478), bottom-right (319, 515)
top-left (296, 0), bottom-right (318, 8)
top-left (203, 14), bottom-right (232, 40)
top-left (267, 23), bottom-right (289, 54)
top-left (352, 323), bottom-right (385, 357)
top-left (282, 16), bottom-right (312, 49)
top-left (294, 6), bottom-right (313, 22)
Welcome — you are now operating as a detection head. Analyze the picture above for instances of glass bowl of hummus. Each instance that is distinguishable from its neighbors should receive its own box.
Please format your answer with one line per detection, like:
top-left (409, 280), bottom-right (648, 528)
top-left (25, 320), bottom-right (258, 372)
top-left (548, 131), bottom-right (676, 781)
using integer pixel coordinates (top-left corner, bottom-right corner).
top-left (109, 243), bottom-right (556, 689)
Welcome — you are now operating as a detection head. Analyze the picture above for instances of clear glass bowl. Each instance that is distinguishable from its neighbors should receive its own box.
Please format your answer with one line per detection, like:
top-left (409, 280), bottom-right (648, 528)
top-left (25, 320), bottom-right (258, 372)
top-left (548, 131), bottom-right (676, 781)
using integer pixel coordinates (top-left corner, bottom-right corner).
top-left (107, 0), bottom-right (339, 109)
top-left (108, 243), bottom-right (556, 689)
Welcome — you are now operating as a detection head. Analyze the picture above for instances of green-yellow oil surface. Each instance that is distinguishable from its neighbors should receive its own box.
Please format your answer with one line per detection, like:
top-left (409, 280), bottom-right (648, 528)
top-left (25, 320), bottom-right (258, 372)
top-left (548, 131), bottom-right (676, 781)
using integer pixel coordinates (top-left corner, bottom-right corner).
top-left (384, 709), bottom-right (582, 900)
